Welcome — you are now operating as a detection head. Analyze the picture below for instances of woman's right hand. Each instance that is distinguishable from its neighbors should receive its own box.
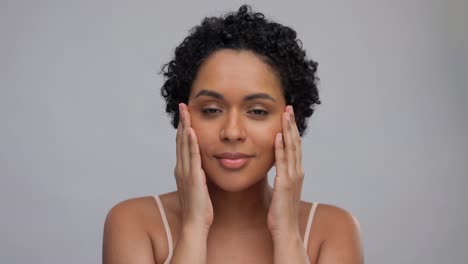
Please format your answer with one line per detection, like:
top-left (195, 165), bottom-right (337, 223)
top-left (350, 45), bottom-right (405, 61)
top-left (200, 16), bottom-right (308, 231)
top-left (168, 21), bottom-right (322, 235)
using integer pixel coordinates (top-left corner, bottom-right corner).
top-left (174, 103), bottom-right (213, 232)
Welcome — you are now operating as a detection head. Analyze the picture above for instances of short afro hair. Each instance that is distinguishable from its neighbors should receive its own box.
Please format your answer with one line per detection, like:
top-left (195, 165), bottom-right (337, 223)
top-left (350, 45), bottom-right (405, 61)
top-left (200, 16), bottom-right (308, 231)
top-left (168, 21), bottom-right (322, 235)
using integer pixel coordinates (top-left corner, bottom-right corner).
top-left (160, 5), bottom-right (321, 136)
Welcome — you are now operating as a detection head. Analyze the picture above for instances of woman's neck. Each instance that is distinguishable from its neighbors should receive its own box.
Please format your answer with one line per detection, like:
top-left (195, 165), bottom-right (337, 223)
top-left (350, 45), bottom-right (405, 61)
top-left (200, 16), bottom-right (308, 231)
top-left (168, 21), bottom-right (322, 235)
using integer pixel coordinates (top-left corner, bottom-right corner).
top-left (206, 176), bottom-right (273, 231)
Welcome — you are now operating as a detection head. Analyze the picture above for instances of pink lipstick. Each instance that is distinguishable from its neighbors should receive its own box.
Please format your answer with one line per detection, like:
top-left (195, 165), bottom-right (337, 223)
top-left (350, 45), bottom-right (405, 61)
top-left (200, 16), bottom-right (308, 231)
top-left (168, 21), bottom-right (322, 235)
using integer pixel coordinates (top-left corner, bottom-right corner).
top-left (215, 152), bottom-right (254, 170)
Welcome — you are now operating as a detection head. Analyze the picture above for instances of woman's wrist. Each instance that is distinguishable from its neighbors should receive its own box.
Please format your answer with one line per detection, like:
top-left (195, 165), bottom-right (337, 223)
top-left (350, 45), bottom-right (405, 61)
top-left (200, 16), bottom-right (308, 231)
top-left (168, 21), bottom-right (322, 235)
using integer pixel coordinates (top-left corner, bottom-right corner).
top-left (271, 228), bottom-right (301, 245)
top-left (272, 231), bottom-right (310, 264)
top-left (170, 224), bottom-right (210, 264)
top-left (181, 224), bottom-right (210, 239)
top-left (270, 225), bottom-right (301, 243)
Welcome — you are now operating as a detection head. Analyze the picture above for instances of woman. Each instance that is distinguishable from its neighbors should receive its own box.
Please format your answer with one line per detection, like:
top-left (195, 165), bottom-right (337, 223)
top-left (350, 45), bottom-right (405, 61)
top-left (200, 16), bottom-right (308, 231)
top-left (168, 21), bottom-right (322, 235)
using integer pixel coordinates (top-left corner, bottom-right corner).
top-left (103, 5), bottom-right (363, 264)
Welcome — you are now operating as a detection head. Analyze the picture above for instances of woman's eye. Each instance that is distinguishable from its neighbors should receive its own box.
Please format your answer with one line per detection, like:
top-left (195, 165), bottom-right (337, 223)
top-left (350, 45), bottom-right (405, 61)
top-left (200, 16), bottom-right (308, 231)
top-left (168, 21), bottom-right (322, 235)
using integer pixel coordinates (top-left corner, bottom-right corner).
top-left (249, 109), bottom-right (268, 116)
top-left (201, 108), bottom-right (221, 114)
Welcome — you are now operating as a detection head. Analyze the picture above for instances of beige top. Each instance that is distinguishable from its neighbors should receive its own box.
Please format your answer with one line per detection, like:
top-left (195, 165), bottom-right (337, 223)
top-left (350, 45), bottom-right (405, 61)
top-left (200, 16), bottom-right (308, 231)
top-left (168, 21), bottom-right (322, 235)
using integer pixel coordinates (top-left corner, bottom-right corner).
top-left (154, 195), bottom-right (319, 264)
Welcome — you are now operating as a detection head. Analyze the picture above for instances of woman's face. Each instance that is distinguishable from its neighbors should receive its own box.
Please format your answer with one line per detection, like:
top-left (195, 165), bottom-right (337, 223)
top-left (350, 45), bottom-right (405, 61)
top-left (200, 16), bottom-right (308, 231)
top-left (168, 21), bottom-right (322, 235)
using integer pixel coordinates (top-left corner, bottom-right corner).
top-left (188, 49), bottom-right (286, 192)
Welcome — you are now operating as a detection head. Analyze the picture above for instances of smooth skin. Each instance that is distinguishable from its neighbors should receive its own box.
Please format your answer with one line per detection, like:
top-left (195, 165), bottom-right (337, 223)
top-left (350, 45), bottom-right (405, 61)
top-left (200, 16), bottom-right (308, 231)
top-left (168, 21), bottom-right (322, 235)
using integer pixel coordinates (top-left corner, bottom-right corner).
top-left (102, 50), bottom-right (364, 264)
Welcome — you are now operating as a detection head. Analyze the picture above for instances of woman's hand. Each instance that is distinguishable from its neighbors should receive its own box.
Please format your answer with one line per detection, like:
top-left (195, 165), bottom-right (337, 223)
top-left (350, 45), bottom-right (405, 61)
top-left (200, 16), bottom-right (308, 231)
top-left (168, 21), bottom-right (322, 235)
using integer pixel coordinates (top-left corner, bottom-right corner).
top-left (267, 105), bottom-right (305, 239)
top-left (174, 103), bottom-right (213, 232)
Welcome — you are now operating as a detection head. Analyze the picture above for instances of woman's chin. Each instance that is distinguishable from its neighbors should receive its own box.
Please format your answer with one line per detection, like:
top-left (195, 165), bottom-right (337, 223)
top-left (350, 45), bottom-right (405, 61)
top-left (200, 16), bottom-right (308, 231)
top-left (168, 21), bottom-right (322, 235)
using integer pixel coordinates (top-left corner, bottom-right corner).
top-left (205, 172), bottom-right (266, 193)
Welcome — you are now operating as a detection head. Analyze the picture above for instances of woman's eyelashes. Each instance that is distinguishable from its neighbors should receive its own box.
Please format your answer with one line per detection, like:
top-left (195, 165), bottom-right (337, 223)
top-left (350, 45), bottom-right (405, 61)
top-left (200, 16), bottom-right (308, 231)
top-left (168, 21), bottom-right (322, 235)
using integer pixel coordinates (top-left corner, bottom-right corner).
top-left (248, 109), bottom-right (269, 116)
top-left (200, 107), bottom-right (269, 117)
top-left (201, 108), bottom-right (222, 115)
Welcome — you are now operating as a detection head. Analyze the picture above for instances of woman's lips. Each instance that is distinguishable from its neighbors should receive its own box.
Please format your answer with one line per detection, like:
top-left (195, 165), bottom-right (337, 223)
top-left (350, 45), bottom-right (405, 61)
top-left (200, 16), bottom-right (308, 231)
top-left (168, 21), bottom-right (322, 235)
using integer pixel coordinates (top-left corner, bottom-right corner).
top-left (217, 157), bottom-right (250, 169)
top-left (214, 152), bottom-right (253, 170)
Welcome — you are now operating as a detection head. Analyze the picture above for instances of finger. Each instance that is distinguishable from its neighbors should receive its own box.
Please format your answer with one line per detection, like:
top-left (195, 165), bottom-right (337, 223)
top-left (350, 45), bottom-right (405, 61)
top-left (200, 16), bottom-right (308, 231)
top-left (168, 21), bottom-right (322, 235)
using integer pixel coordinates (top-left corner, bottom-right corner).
top-left (182, 104), bottom-right (191, 176)
top-left (288, 106), bottom-right (303, 176)
top-left (175, 103), bottom-right (183, 176)
top-left (175, 104), bottom-right (185, 194)
top-left (282, 110), bottom-right (297, 180)
top-left (287, 106), bottom-right (304, 201)
top-left (288, 105), bottom-right (301, 139)
top-left (184, 103), bottom-right (192, 128)
top-left (181, 104), bottom-right (190, 177)
top-left (183, 103), bottom-right (194, 177)
top-left (188, 127), bottom-right (204, 183)
top-left (274, 132), bottom-right (287, 183)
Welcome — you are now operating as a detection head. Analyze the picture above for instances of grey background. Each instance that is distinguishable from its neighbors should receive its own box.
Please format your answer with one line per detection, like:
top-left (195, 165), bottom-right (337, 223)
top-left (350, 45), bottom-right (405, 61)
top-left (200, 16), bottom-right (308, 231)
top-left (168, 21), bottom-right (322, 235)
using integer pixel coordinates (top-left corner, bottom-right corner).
top-left (1, 0), bottom-right (467, 263)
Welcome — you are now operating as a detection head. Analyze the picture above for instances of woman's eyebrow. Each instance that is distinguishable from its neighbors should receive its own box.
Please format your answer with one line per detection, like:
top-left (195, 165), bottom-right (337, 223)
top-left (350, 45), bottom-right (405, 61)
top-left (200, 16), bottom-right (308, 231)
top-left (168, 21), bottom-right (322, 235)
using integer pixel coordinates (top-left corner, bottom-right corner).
top-left (194, 89), bottom-right (276, 102)
top-left (194, 89), bottom-right (224, 100)
top-left (244, 93), bottom-right (276, 102)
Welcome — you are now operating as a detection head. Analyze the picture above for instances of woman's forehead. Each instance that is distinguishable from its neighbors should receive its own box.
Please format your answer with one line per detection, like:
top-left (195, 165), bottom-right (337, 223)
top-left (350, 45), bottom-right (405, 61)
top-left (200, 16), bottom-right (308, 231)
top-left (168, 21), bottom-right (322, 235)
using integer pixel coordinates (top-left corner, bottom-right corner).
top-left (190, 49), bottom-right (284, 100)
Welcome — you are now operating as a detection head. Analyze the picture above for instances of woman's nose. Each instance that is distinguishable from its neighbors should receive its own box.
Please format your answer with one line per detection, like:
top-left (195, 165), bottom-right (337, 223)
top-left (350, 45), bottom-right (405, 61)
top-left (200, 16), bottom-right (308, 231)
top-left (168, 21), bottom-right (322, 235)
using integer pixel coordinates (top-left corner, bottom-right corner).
top-left (220, 111), bottom-right (246, 143)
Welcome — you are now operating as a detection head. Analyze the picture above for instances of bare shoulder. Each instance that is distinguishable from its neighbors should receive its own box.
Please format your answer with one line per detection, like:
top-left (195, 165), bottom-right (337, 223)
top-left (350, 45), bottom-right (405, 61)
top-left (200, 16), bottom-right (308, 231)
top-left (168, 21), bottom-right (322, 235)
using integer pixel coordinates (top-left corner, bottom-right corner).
top-left (105, 192), bottom-right (179, 225)
top-left (311, 203), bottom-right (364, 264)
top-left (106, 196), bottom-right (156, 220)
top-left (103, 193), bottom-right (178, 264)
top-left (315, 203), bottom-right (361, 232)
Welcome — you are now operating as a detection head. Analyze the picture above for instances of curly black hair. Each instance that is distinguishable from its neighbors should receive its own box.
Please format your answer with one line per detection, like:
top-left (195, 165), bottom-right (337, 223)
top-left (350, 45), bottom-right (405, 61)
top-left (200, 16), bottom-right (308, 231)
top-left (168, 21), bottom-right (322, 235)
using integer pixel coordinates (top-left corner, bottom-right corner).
top-left (160, 5), bottom-right (320, 136)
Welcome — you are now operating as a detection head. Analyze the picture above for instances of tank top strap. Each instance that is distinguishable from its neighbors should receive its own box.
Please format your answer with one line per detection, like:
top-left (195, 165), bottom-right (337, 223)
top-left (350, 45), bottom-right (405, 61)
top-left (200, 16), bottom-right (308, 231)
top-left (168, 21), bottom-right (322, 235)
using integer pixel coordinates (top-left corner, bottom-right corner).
top-left (154, 195), bottom-right (173, 264)
top-left (303, 202), bottom-right (319, 250)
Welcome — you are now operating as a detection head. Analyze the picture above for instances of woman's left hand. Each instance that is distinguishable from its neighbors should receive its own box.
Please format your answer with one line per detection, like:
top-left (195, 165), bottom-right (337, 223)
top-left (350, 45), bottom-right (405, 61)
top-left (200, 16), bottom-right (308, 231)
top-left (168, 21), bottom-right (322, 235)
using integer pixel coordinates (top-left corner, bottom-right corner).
top-left (267, 105), bottom-right (305, 240)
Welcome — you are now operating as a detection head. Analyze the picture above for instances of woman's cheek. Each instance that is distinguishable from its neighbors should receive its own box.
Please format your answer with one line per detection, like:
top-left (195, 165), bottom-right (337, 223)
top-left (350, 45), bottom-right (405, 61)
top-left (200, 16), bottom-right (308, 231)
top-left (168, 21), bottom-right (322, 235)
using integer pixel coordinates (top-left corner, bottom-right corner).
top-left (250, 117), bottom-right (281, 135)
top-left (191, 121), bottom-right (210, 151)
top-left (247, 122), bottom-right (279, 148)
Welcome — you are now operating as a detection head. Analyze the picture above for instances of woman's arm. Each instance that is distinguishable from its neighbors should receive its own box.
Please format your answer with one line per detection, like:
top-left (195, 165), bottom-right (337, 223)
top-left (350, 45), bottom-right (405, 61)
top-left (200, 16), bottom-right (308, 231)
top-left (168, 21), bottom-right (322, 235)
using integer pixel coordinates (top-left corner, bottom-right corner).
top-left (269, 107), bottom-right (364, 264)
top-left (169, 103), bottom-right (212, 263)
top-left (268, 106), bottom-right (312, 264)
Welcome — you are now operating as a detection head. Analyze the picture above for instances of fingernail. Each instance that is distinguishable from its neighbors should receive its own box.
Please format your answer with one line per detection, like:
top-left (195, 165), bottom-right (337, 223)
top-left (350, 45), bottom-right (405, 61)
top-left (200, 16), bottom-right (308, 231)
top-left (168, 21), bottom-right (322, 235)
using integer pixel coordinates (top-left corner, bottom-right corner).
top-left (284, 112), bottom-right (290, 121)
